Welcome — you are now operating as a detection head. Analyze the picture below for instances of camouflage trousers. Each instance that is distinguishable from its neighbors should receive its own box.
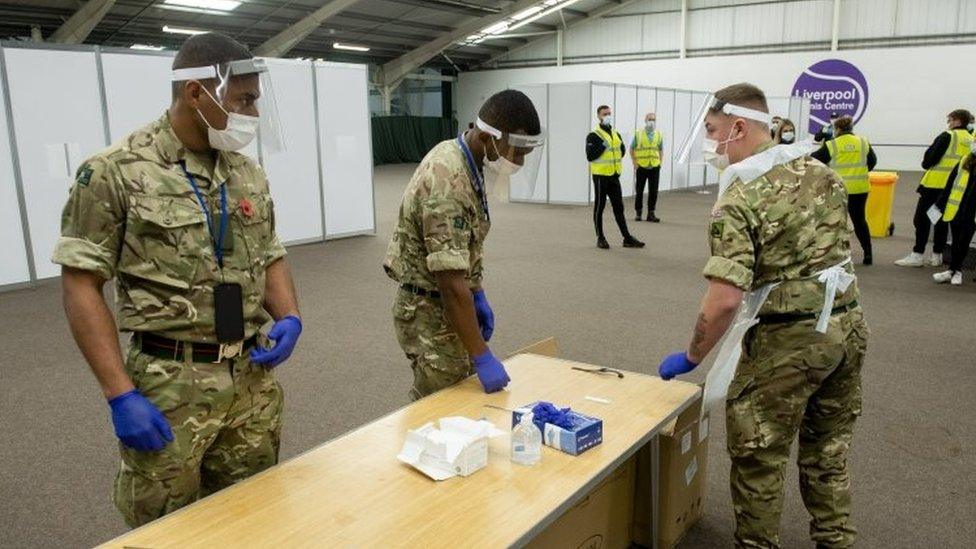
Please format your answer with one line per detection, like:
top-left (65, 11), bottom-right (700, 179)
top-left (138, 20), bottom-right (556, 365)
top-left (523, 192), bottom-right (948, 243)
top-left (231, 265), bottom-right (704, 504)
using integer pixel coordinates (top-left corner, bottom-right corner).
top-left (726, 307), bottom-right (868, 549)
top-left (114, 337), bottom-right (283, 527)
top-left (393, 288), bottom-right (474, 400)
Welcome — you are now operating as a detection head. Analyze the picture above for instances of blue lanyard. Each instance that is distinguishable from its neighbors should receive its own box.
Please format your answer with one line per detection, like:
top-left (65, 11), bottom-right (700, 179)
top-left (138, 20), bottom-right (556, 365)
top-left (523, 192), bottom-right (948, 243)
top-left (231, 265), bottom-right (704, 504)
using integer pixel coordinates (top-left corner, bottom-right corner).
top-left (457, 133), bottom-right (489, 221)
top-left (179, 161), bottom-right (228, 269)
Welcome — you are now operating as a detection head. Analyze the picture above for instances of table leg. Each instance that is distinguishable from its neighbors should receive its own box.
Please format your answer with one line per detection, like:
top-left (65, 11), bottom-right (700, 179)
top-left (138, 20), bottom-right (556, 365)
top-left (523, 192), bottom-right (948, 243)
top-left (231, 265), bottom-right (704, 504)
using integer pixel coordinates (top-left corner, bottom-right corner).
top-left (650, 434), bottom-right (660, 549)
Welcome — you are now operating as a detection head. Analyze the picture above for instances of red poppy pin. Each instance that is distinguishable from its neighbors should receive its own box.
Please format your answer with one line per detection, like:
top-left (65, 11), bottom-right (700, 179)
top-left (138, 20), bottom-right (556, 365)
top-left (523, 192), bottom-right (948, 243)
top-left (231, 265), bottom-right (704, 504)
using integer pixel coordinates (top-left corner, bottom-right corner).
top-left (239, 197), bottom-right (255, 218)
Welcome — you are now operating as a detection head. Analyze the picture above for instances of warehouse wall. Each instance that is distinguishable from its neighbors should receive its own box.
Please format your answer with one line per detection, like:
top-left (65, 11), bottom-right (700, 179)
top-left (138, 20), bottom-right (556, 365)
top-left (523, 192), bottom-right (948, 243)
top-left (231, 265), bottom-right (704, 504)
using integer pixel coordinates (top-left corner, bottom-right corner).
top-left (498, 0), bottom-right (976, 65)
top-left (459, 43), bottom-right (976, 172)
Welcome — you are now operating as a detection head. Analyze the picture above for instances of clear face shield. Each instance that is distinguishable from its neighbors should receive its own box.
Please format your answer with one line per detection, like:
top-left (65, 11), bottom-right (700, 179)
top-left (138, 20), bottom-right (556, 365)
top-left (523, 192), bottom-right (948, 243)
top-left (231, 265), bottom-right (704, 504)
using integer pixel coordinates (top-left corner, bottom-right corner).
top-left (476, 117), bottom-right (546, 202)
top-left (171, 57), bottom-right (284, 154)
top-left (675, 94), bottom-right (771, 169)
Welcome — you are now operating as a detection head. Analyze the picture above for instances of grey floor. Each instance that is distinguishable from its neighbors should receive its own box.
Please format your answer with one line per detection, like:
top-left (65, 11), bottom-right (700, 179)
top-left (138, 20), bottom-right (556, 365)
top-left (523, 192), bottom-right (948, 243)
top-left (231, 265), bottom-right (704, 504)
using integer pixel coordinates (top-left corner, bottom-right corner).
top-left (1, 166), bottom-right (974, 548)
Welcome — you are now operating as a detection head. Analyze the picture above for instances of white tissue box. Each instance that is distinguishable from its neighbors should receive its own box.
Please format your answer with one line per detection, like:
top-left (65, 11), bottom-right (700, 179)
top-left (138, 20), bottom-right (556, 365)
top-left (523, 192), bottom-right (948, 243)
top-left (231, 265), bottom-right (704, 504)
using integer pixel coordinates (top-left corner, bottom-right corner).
top-left (397, 417), bottom-right (503, 481)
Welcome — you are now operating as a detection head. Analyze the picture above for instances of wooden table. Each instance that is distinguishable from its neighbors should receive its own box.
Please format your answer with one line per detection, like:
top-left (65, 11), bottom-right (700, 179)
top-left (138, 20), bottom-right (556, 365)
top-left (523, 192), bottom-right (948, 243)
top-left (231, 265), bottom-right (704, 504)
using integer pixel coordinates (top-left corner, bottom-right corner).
top-left (101, 354), bottom-right (700, 548)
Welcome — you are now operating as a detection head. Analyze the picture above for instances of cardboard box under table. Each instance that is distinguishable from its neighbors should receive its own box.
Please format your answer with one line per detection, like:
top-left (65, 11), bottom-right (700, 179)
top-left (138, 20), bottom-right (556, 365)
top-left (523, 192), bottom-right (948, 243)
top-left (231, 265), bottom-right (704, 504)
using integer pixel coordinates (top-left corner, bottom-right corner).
top-left (100, 353), bottom-right (700, 549)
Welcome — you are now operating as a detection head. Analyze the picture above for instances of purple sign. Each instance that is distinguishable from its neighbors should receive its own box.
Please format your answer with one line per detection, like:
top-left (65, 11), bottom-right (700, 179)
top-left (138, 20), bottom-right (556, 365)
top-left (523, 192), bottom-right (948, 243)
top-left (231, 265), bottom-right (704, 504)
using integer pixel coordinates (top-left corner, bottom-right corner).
top-left (791, 59), bottom-right (869, 135)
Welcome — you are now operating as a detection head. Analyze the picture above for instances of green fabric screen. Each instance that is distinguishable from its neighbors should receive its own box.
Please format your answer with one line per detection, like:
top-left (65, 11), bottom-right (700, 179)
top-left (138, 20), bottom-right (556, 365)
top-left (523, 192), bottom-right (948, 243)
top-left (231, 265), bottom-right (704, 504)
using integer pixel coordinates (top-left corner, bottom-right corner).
top-left (371, 116), bottom-right (458, 165)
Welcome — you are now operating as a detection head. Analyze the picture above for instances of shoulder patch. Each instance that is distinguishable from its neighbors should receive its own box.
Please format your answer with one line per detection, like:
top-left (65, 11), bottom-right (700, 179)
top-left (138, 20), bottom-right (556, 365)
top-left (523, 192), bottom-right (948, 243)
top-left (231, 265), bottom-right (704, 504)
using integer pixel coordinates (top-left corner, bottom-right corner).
top-left (76, 164), bottom-right (94, 187)
top-left (710, 220), bottom-right (724, 239)
top-left (452, 216), bottom-right (468, 230)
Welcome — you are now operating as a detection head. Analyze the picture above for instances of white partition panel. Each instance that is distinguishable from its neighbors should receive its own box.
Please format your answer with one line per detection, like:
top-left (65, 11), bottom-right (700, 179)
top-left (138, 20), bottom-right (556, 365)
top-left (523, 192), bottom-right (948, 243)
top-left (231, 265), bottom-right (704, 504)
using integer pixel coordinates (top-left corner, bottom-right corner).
top-left (636, 87), bottom-right (656, 126)
top-left (614, 84), bottom-right (637, 198)
top-left (767, 97), bottom-right (791, 123)
top-left (688, 92), bottom-right (709, 188)
top-left (547, 82), bottom-right (590, 204)
top-left (671, 91), bottom-right (692, 190)
top-left (101, 52), bottom-right (172, 142)
top-left (5, 48), bottom-right (106, 279)
top-left (655, 90), bottom-right (675, 191)
top-left (260, 59), bottom-right (323, 243)
top-left (510, 83), bottom-right (547, 203)
top-left (0, 53), bottom-right (30, 286)
top-left (315, 61), bottom-right (374, 237)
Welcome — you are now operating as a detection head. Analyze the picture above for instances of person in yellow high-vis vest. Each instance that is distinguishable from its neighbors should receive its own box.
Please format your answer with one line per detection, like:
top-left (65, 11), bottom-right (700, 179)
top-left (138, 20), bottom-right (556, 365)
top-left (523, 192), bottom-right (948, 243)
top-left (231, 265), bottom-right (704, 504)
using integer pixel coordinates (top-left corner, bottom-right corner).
top-left (812, 116), bottom-right (877, 265)
top-left (630, 112), bottom-right (665, 222)
top-left (585, 105), bottom-right (645, 249)
top-left (895, 109), bottom-right (974, 267)
top-left (933, 149), bottom-right (976, 285)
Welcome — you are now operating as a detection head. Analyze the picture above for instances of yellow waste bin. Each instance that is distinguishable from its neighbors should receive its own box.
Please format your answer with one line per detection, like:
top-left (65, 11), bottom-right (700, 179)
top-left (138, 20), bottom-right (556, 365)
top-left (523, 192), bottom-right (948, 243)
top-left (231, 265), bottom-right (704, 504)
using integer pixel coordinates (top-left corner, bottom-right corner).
top-left (866, 171), bottom-right (898, 238)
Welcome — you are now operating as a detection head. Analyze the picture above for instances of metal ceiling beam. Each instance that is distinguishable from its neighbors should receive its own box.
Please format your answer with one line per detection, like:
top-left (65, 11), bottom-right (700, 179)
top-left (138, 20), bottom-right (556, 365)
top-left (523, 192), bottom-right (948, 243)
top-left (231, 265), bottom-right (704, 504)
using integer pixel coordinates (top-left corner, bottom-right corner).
top-left (50, 0), bottom-right (117, 43)
top-left (395, 0), bottom-right (498, 16)
top-left (378, 0), bottom-right (542, 89)
top-left (254, 0), bottom-right (364, 57)
top-left (485, 0), bottom-right (643, 66)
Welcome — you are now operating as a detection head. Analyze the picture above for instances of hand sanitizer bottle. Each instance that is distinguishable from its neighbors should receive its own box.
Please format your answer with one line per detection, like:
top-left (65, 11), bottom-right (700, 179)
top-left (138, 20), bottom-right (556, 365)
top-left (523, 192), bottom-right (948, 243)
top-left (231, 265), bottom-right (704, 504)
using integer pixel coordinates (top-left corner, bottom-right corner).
top-left (511, 411), bottom-right (542, 466)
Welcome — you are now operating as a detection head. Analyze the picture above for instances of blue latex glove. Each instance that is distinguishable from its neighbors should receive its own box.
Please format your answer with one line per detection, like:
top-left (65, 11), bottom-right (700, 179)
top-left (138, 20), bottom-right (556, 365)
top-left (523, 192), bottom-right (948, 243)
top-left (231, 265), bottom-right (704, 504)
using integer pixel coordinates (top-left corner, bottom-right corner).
top-left (472, 289), bottom-right (494, 342)
top-left (658, 352), bottom-right (699, 380)
top-left (250, 315), bottom-right (303, 368)
top-left (472, 349), bottom-right (510, 393)
top-left (531, 401), bottom-right (575, 430)
top-left (108, 389), bottom-right (173, 452)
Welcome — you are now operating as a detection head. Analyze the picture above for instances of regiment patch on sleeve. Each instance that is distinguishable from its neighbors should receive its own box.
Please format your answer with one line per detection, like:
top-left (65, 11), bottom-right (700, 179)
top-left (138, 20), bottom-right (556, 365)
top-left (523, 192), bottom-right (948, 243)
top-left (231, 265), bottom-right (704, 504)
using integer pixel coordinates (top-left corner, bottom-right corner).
top-left (453, 216), bottom-right (467, 230)
top-left (710, 220), bottom-right (724, 239)
top-left (76, 164), bottom-right (94, 187)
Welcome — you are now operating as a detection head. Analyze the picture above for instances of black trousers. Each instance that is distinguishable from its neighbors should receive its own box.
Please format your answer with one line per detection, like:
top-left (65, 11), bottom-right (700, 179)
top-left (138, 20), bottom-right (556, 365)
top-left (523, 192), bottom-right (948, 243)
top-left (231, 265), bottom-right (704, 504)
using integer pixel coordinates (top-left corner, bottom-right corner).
top-left (592, 174), bottom-right (632, 240)
top-left (634, 166), bottom-right (661, 216)
top-left (913, 186), bottom-right (949, 254)
top-left (846, 193), bottom-right (872, 257)
top-left (948, 216), bottom-right (976, 271)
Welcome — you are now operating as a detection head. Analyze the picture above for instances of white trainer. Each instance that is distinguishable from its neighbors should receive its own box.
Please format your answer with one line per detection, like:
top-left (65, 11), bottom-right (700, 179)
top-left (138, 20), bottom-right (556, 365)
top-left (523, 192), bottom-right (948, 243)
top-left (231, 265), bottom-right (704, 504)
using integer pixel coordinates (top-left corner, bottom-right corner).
top-left (951, 272), bottom-right (963, 285)
top-left (927, 253), bottom-right (943, 267)
top-left (933, 270), bottom-right (953, 284)
top-left (894, 252), bottom-right (925, 267)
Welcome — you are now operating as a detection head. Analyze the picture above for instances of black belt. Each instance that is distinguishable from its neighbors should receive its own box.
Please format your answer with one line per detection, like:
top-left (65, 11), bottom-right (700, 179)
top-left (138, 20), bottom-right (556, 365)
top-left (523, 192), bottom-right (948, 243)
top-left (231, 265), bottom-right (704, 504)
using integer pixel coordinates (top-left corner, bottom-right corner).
top-left (137, 332), bottom-right (257, 363)
top-left (757, 300), bottom-right (859, 325)
top-left (400, 283), bottom-right (440, 298)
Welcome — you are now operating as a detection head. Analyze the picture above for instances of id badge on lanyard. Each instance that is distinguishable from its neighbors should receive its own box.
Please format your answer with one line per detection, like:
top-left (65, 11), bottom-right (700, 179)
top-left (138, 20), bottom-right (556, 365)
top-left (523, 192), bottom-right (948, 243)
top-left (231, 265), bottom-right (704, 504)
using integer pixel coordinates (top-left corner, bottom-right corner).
top-left (179, 161), bottom-right (245, 343)
top-left (457, 134), bottom-right (489, 221)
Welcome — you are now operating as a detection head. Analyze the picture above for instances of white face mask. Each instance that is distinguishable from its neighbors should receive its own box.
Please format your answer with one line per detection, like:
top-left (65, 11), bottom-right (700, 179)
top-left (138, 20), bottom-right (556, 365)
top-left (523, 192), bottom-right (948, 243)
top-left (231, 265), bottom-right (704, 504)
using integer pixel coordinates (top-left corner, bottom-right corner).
top-left (702, 124), bottom-right (740, 170)
top-left (484, 137), bottom-right (522, 197)
top-left (197, 85), bottom-right (258, 152)
top-left (601, 115), bottom-right (613, 127)
top-left (968, 123), bottom-right (975, 133)
top-left (646, 121), bottom-right (656, 131)
top-left (781, 131), bottom-right (795, 142)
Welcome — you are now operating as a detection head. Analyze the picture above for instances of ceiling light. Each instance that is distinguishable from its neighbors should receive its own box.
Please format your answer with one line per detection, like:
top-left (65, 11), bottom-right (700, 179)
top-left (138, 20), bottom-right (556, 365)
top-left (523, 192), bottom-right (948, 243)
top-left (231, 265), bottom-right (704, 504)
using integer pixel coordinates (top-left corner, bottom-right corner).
top-left (509, 0), bottom-right (584, 32)
top-left (333, 42), bottom-right (370, 52)
top-left (482, 21), bottom-right (509, 35)
top-left (163, 0), bottom-right (240, 10)
top-left (162, 25), bottom-right (208, 35)
top-left (511, 6), bottom-right (544, 21)
top-left (130, 44), bottom-right (165, 51)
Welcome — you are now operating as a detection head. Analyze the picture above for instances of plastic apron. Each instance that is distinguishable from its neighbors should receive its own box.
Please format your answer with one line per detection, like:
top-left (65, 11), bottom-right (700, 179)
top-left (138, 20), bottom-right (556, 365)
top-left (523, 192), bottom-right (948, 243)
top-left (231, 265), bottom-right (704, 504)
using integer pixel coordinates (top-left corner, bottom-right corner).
top-left (701, 143), bottom-right (857, 416)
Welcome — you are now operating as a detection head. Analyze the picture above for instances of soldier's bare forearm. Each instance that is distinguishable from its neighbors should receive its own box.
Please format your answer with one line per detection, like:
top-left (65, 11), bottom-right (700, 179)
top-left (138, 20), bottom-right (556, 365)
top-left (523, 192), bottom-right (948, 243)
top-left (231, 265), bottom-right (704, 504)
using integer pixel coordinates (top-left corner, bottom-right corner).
top-left (61, 267), bottom-right (133, 399)
top-left (263, 258), bottom-right (300, 320)
top-left (435, 270), bottom-right (488, 358)
top-left (687, 279), bottom-right (743, 364)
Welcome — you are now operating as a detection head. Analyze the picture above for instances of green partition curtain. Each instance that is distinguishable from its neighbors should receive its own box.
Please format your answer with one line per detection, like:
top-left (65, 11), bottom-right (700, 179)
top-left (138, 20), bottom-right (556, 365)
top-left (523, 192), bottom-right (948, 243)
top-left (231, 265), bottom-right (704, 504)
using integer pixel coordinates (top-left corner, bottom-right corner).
top-left (371, 116), bottom-right (458, 165)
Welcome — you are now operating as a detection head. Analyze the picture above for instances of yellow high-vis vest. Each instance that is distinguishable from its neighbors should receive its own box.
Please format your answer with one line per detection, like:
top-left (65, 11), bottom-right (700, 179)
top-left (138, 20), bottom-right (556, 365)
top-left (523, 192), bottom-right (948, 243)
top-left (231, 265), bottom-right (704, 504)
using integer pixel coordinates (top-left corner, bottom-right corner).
top-left (590, 126), bottom-right (623, 176)
top-left (634, 129), bottom-right (663, 168)
top-left (943, 154), bottom-right (972, 222)
top-left (921, 129), bottom-right (973, 189)
top-left (826, 133), bottom-right (871, 195)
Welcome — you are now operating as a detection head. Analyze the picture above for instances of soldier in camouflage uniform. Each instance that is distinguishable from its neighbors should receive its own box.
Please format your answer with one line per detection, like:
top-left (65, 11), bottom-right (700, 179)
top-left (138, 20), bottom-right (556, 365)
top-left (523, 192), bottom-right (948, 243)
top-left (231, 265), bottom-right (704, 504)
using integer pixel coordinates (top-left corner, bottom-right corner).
top-left (385, 90), bottom-right (543, 399)
top-left (658, 83), bottom-right (868, 548)
top-left (54, 34), bottom-right (302, 527)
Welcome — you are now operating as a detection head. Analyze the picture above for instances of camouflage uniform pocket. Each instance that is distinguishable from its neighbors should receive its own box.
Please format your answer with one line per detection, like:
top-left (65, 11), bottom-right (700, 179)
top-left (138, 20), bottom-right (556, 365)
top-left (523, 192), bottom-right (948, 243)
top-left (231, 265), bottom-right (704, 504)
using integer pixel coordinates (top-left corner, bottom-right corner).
top-left (392, 290), bottom-right (419, 322)
top-left (233, 195), bottom-right (273, 271)
top-left (120, 195), bottom-right (206, 290)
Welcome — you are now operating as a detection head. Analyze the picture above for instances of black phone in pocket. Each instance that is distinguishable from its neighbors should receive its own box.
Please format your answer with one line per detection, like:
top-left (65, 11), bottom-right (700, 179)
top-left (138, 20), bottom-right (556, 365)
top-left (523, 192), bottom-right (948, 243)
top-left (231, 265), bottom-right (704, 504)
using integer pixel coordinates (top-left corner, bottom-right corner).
top-left (213, 282), bottom-right (245, 343)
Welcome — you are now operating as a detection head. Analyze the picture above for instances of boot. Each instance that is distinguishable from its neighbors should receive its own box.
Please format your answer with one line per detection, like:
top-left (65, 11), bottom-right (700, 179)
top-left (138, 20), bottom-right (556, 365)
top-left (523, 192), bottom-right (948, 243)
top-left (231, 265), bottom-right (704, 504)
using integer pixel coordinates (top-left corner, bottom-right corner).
top-left (597, 236), bottom-right (610, 249)
top-left (622, 236), bottom-right (645, 248)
